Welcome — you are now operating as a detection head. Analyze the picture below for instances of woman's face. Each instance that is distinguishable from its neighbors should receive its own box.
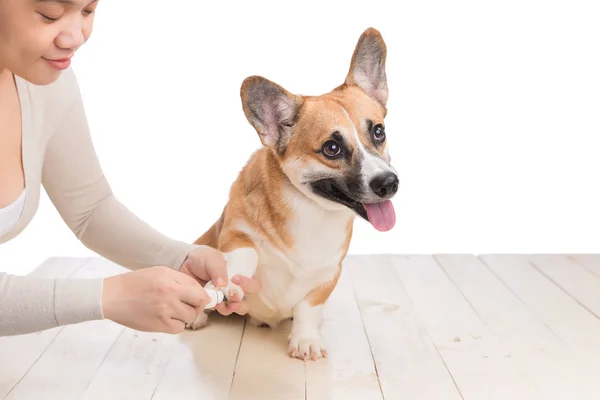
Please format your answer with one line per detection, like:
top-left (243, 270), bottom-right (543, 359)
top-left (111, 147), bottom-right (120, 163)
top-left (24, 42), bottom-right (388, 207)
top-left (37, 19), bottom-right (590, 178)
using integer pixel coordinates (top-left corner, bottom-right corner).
top-left (0, 0), bottom-right (98, 85)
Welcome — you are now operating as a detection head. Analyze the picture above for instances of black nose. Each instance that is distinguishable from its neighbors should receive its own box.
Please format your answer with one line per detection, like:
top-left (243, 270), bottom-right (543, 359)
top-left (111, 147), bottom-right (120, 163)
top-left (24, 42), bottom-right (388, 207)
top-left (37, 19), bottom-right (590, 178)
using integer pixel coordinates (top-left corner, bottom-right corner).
top-left (370, 173), bottom-right (399, 198)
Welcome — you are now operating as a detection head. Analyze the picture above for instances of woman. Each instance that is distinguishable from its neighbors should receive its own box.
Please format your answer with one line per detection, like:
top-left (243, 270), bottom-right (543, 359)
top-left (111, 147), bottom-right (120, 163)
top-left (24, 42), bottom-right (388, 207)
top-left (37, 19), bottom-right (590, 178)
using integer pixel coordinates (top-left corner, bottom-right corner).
top-left (0, 0), bottom-right (259, 336)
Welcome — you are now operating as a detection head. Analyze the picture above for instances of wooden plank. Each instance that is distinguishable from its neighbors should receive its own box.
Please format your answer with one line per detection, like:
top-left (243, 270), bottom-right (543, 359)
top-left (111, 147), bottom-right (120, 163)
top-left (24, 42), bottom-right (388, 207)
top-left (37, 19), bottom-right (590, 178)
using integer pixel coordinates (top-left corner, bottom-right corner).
top-left (78, 260), bottom-right (244, 400)
top-left (437, 254), bottom-right (600, 400)
top-left (80, 329), bottom-right (176, 400)
top-left (150, 314), bottom-right (246, 400)
top-left (528, 254), bottom-right (600, 318)
top-left (228, 318), bottom-right (304, 400)
top-left (348, 255), bottom-right (462, 400)
top-left (4, 257), bottom-right (127, 400)
top-left (77, 259), bottom-right (216, 400)
top-left (479, 254), bottom-right (600, 368)
top-left (304, 260), bottom-right (383, 400)
top-left (567, 254), bottom-right (600, 278)
top-left (0, 257), bottom-right (91, 399)
top-left (391, 255), bottom-right (543, 400)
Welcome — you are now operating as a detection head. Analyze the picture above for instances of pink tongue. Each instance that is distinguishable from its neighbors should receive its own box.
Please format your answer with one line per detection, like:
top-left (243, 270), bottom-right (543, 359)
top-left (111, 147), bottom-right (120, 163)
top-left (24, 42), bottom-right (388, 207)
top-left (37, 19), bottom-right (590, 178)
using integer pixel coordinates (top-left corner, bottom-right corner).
top-left (363, 200), bottom-right (396, 232)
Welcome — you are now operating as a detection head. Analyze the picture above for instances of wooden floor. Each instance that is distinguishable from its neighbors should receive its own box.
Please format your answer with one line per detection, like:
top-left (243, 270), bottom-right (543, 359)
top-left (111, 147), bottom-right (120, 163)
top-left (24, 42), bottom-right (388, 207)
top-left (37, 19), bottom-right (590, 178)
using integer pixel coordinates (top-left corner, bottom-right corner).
top-left (2, 254), bottom-right (600, 399)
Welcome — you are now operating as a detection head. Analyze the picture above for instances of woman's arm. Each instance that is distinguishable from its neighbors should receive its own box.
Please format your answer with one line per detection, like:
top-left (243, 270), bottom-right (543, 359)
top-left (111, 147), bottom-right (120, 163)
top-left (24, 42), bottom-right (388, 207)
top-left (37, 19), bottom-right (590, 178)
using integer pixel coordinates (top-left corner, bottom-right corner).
top-left (41, 70), bottom-right (199, 271)
top-left (0, 272), bottom-right (103, 336)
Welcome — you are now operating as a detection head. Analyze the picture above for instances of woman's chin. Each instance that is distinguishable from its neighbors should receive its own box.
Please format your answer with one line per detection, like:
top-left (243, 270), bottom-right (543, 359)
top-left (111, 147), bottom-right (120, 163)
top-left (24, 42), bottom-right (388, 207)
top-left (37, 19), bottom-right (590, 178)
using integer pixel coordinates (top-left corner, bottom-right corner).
top-left (14, 62), bottom-right (64, 86)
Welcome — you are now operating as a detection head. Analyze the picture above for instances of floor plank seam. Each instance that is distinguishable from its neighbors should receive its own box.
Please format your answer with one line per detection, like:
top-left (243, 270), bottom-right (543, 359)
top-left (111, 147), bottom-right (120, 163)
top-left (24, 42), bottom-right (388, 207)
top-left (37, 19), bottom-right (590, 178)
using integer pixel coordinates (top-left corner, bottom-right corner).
top-left (149, 334), bottom-right (175, 400)
top-left (157, 330), bottom-right (197, 399)
top-left (388, 255), bottom-right (466, 400)
top-left (432, 255), bottom-right (492, 334)
top-left (2, 327), bottom-right (65, 399)
top-left (430, 333), bottom-right (465, 400)
top-left (432, 255), bottom-right (548, 398)
top-left (567, 255), bottom-right (600, 279)
top-left (348, 257), bottom-right (386, 399)
top-left (228, 317), bottom-right (247, 398)
top-left (304, 362), bottom-right (307, 400)
top-left (346, 257), bottom-right (387, 400)
top-left (81, 326), bottom-right (125, 397)
top-left (351, 284), bottom-right (385, 400)
top-left (475, 256), bottom-right (572, 349)
top-left (527, 258), bottom-right (600, 321)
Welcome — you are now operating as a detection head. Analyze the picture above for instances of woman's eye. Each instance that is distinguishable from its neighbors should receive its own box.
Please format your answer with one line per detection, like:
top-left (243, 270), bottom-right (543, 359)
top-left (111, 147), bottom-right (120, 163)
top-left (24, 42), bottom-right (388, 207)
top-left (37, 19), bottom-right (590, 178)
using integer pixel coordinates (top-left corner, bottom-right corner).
top-left (39, 13), bottom-right (60, 21)
top-left (372, 124), bottom-right (386, 142)
top-left (322, 140), bottom-right (342, 158)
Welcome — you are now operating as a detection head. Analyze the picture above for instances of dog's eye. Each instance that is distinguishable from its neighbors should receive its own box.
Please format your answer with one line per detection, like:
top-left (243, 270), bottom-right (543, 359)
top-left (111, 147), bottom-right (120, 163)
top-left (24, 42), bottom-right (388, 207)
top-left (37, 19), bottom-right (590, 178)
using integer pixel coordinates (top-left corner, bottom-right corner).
top-left (322, 140), bottom-right (341, 158)
top-left (372, 124), bottom-right (386, 142)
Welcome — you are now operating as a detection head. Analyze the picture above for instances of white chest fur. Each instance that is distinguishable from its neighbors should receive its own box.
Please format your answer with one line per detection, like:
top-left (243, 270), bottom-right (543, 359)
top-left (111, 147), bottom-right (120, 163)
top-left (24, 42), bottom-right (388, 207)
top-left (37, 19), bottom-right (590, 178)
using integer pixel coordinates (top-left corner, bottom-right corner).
top-left (285, 187), bottom-right (352, 266)
top-left (236, 187), bottom-right (354, 325)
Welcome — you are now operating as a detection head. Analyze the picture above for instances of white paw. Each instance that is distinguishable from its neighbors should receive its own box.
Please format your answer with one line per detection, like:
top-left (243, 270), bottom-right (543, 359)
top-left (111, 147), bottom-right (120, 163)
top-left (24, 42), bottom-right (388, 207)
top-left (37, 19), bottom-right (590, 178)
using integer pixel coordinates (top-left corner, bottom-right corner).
top-left (186, 312), bottom-right (209, 330)
top-left (218, 247), bottom-right (257, 302)
top-left (223, 281), bottom-right (244, 302)
top-left (205, 279), bottom-right (244, 303)
top-left (288, 330), bottom-right (327, 361)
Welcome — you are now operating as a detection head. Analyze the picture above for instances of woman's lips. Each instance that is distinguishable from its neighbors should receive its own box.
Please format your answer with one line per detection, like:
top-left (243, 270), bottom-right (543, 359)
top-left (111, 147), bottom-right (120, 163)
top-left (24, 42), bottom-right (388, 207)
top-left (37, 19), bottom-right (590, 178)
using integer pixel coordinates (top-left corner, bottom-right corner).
top-left (44, 57), bottom-right (71, 70)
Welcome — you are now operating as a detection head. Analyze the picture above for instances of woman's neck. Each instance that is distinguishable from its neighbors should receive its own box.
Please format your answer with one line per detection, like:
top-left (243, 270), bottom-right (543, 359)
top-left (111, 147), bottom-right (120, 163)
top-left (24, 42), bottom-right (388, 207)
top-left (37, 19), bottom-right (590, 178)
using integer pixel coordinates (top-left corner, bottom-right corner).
top-left (0, 68), bottom-right (11, 84)
top-left (0, 68), bottom-right (17, 107)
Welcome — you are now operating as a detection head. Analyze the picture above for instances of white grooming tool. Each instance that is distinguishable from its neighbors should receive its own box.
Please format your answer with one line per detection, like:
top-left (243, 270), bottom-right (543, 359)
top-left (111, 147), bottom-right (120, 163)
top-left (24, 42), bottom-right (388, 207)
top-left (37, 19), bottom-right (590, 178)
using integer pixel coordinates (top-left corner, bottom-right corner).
top-left (204, 288), bottom-right (226, 309)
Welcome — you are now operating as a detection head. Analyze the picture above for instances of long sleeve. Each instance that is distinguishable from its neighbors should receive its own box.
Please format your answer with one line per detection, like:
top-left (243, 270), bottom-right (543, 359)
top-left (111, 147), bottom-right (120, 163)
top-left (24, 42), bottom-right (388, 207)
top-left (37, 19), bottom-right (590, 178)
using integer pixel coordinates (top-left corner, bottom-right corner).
top-left (41, 72), bottom-right (200, 271)
top-left (0, 69), bottom-right (200, 337)
top-left (0, 272), bottom-right (103, 336)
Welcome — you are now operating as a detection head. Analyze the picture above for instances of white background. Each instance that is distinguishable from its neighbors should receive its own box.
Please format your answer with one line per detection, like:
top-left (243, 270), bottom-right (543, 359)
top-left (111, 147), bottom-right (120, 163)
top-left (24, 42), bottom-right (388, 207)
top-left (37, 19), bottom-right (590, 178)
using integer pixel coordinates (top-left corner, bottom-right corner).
top-left (2, 0), bottom-right (600, 275)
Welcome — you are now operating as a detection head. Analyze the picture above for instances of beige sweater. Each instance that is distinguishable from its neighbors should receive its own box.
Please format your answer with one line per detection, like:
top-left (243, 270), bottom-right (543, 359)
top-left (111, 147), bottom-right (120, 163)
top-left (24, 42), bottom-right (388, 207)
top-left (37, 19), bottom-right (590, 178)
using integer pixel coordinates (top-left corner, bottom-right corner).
top-left (0, 68), bottom-right (200, 336)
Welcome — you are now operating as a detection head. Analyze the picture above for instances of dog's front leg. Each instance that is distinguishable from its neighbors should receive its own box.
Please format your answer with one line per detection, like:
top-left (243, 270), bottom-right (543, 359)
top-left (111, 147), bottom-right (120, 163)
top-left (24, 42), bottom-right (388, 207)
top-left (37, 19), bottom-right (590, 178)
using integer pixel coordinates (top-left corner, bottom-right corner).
top-left (288, 300), bottom-right (326, 360)
top-left (187, 234), bottom-right (258, 330)
top-left (288, 266), bottom-right (341, 361)
top-left (216, 244), bottom-right (259, 301)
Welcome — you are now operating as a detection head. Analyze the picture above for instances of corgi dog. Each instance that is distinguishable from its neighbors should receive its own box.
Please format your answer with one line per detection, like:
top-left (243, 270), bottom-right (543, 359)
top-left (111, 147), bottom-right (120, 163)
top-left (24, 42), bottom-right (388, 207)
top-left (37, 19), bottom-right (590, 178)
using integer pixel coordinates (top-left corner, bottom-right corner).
top-left (187, 28), bottom-right (398, 361)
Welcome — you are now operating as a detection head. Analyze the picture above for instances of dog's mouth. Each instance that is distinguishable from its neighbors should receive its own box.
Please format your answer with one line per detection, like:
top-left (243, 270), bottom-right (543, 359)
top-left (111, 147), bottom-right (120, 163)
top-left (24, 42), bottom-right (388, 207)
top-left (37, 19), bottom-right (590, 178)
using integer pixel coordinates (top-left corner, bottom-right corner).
top-left (310, 179), bottom-right (396, 232)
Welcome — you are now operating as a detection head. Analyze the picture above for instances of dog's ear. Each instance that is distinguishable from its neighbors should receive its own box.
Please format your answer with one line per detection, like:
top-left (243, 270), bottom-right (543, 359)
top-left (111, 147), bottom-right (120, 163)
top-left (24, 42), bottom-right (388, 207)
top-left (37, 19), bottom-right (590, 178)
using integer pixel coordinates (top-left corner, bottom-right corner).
top-left (241, 76), bottom-right (304, 155)
top-left (343, 28), bottom-right (388, 107)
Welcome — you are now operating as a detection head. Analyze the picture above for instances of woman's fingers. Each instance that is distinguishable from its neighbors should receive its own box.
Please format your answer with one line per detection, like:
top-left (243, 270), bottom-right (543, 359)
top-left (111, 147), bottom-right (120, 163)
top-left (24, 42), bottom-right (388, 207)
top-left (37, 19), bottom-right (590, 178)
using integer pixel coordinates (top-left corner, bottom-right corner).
top-left (215, 300), bottom-right (249, 316)
top-left (231, 275), bottom-right (261, 294)
top-left (172, 301), bottom-right (198, 325)
top-left (212, 276), bottom-right (259, 316)
top-left (166, 319), bottom-right (186, 334)
top-left (177, 284), bottom-right (211, 309)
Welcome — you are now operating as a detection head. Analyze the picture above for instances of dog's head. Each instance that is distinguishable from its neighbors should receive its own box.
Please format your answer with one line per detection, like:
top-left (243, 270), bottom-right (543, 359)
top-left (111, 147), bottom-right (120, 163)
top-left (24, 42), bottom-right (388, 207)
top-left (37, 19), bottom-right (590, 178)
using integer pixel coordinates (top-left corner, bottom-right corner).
top-left (240, 28), bottom-right (397, 232)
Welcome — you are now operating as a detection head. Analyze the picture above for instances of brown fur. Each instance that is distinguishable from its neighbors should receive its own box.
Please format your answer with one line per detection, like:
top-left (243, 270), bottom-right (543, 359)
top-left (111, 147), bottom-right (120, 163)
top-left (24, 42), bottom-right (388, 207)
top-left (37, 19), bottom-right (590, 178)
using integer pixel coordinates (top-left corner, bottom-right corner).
top-left (194, 148), bottom-right (295, 253)
top-left (306, 265), bottom-right (342, 306)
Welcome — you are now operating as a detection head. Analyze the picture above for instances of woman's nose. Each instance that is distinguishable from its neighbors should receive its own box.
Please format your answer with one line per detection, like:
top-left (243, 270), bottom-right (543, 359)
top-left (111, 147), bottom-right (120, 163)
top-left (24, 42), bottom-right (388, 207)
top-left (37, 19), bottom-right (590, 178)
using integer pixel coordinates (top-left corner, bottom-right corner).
top-left (55, 22), bottom-right (85, 51)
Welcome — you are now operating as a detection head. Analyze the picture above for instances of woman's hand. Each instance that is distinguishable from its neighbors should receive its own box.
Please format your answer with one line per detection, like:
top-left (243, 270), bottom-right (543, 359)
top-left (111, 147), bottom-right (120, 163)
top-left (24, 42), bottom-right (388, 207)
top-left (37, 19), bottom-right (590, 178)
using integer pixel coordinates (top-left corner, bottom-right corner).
top-left (102, 266), bottom-right (210, 334)
top-left (179, 245), bottom-right (261, 316)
